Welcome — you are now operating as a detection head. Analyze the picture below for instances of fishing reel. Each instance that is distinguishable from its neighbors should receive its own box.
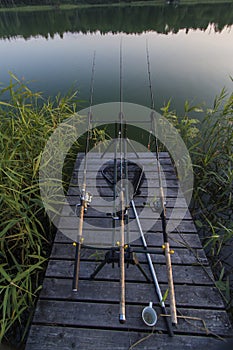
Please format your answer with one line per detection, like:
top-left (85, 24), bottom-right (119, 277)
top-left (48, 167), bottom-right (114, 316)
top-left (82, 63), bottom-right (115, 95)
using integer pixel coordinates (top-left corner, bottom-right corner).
top-left (81, 191), bottom-right (93, 212)
top-left (75, 190), bottom-right (93, 215)
top-left (149, 199), bottom-right (166, 213)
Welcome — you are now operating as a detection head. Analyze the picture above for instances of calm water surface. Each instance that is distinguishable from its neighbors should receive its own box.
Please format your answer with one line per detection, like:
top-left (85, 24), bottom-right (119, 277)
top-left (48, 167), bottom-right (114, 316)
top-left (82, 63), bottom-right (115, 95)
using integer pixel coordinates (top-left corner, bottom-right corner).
top-left (0, 3), bottom-right (233, 113)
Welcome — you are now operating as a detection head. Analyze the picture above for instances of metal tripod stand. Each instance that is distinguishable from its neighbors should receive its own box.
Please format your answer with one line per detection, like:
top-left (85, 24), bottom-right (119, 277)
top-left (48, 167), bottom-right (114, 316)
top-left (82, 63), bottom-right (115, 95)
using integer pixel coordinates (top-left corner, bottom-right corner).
top-left (90, 245), bottom-right (151, 283)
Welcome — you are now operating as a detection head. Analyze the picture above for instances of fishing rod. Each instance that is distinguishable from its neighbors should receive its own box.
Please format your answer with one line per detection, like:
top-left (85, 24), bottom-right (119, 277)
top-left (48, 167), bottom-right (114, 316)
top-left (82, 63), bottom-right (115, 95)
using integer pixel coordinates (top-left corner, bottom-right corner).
top-left (131, 200), bottom-right (174, 336)
top-left (146, 41), bottom-right (178, 325)
top-left (118, 38), bottom-right (126, 323)
top-left (90, 42), bottom-right (152, 323)
top-left (72, 52), bottom-right (96, 292)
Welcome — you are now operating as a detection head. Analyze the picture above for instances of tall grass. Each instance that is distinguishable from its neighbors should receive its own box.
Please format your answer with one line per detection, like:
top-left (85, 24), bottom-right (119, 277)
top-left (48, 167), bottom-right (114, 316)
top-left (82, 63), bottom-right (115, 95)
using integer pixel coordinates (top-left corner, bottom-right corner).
top-left (162, 88), bottom-right (233, 316)
top-left (191, 90), bottom-right (233, 315)
top-left (0, 75), bottom-right (79, 346)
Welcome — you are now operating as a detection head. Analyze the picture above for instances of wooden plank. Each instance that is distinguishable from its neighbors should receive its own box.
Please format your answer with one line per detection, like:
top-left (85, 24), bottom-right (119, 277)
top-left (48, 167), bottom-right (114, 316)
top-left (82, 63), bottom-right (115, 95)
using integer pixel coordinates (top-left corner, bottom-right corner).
top-left (68, 185), bottom-right (181, 197)
top-left (25, 325), bottom-right (226, 350)
top-left (66, 196), bottom-right (189, 208)
top-left (40, 278), bottom-right (225, 309)
top-left (55, 219), bottom-right (197, 236)
top-left (70, 172), bottom-right (178, 184)
top-left (32, 300), bottom-right (231, 336)
top-left (57, 215), bottom-right (194, 230)
top-left (54, 229), bottom-right (203, 248)
top-left (73, 152), bottom-right (171, 162)
top-left (74, 164), bottom-right (176, 175)
top-left (60, 205), bottom-right (192, 220)
top-left (73, 166), bottom-right (176, 175)
top-left (74, 158), bottom-right (173, 167)
top-left (55, 220), bottom-right (198, 247)
top-left (45, 260), bottom-right (215, 285)
top-left (74, 152), bottom-right (173, 165)
top-left (76, 151), bottom-right (171, 158)
top-left (69, 175), bottom-right (179, 186)
top-left (50, 243), bottom-right (208, 265)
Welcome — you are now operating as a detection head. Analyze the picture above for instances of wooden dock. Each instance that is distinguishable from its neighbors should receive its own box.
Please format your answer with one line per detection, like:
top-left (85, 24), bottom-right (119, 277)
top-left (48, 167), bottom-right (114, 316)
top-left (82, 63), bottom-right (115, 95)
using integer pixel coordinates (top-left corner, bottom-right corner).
top-left (25, 152), bottom-right (232, 350)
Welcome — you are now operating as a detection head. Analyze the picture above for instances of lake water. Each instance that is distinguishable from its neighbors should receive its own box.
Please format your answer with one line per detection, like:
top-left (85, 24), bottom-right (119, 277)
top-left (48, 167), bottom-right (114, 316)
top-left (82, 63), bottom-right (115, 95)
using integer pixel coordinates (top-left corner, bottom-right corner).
top-left (0, 2), bottom-right (233, 114)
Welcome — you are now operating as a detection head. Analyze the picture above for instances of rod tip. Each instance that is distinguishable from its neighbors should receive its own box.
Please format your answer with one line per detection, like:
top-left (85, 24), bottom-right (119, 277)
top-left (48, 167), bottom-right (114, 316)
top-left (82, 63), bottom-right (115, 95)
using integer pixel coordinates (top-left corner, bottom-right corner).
top-left (73, 288), bottom-right (78, 292)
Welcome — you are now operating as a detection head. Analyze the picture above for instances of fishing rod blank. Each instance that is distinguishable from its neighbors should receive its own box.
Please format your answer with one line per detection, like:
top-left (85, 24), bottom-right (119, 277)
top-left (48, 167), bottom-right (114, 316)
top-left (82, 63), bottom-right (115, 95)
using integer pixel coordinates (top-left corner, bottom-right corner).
top-left (72, 52), bottom-right (96, 292)
top-left (119, 190), bottom-right (126, 323)
top-left (146, 41), bottom-right (178, 325)
top-left (118, 38), bottom-right (126, 323)
top-left (151, 114), bottom-right (177, 325)
top-left (131, 200), bottom-right (174, 336)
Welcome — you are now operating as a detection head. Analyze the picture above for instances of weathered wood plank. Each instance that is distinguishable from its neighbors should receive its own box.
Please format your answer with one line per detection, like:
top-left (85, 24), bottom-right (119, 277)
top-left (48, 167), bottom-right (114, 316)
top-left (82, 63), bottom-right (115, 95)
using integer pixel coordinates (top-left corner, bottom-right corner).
top-left (32, 300), bottom-right (231, 336)
top-left (57, 216), bottom-right (194, 233)
top-left (72, 167), bottom-right (175, 177)
top-left (55, 220), bottom-right (198, 246)
top-left (40, 278), bottom-right (225, 309)
top-left (50, 243), bottom-right (208, 265)
top-left (66, 196), bottom-right (189, 208)
top-left (54, 229), bottom-right (203, 248)
top-left (68, 183), bottom-right (181, 195)
top-left (55, 218), bottom-right (197, 237)
top-left (74, 159), bottom-right (174, 169)
top-left (82, 151), bottom-right (171, 158)
top-left (70, 177), bottom-right (179, 188)
top-left (74, 152), bottom-right (173, 166)
top-left (60, 204), bottom-right (192, 220)
top-left (26, 325), bottom-right (227, 350)
top-left (45, 260), bottom-right (215, 285)
top-left (76, 151), bottom-right (171, 159)
top-left (70, 172), bottom-right (178, 185)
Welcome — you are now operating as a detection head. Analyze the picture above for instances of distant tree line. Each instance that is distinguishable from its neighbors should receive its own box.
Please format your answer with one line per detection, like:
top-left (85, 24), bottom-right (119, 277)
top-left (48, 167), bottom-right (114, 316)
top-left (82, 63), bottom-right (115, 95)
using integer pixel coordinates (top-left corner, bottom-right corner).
top-left (0, 0), bottom-right (145, 7)
top-left (1, 0), bottom-right (233, 8)
top-left (0, 2), bottom-right (232, 39)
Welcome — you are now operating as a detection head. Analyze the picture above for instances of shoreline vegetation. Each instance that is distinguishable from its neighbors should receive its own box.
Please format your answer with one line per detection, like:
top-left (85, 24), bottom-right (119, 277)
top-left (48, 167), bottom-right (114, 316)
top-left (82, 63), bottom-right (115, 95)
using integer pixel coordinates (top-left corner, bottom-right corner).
top-left (0, 77), bottom-right (80, 346)
top-left (0, 76), bottom-right (232, 347)
top-left (1, 2), bottom-right (233, 40)
top-left (0, 0), bottom-right (233, 13)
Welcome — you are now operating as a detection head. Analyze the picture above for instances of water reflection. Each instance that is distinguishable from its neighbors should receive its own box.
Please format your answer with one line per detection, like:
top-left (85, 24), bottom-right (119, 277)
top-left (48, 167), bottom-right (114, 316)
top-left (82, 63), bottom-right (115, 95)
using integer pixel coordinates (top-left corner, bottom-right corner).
top-left (0, 2), bottom-right (233, 40)
top-left (0, 3), bottom-right (233, 114)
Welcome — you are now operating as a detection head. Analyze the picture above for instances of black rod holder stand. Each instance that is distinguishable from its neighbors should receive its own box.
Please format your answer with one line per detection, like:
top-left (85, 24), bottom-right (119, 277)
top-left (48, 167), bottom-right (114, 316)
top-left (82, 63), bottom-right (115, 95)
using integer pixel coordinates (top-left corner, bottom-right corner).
top-left (90, 245), bottom-right (151, 283)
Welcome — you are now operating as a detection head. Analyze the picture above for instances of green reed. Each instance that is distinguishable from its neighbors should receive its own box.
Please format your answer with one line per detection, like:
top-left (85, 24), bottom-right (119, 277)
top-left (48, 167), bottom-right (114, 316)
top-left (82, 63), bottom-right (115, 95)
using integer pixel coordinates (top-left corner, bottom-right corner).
top-left (162, 88), bottom-right (233, 314)
top-left (0, 75), bottom-right (79, 345)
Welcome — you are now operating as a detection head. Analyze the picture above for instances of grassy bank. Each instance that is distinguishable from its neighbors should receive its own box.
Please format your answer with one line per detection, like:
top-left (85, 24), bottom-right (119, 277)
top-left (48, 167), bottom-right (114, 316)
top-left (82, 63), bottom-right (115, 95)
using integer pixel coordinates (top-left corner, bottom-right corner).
top-left (162, 88), bottom-right (233, 317)
top-left (0, 76), bottom-right (79, 346)
top-left (0, 76), bottom-right (232, 347)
